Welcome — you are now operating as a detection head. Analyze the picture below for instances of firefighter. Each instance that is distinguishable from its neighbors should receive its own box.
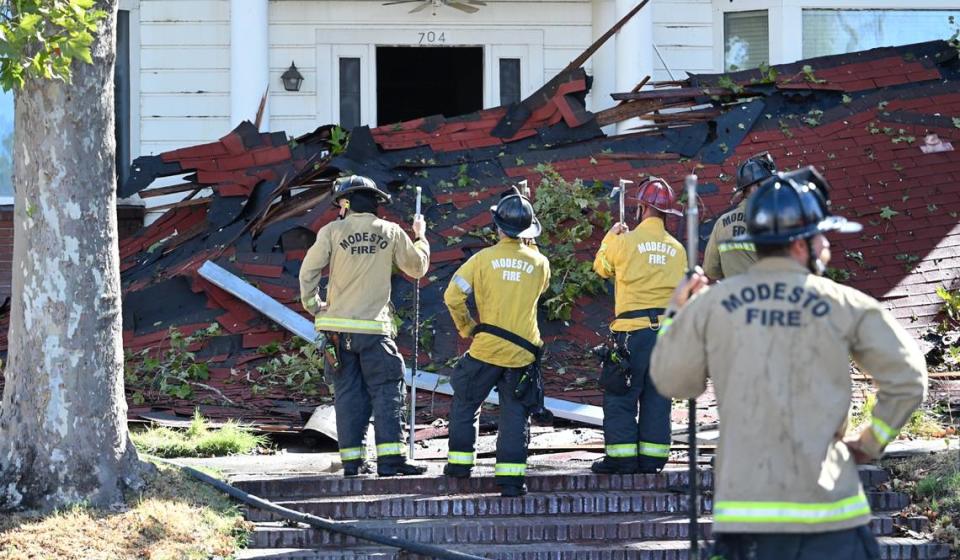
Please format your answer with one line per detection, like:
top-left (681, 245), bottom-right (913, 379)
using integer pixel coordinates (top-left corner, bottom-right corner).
top-left (702, 153), bottom-right (777, 280)
top-left (442, 186), bottom-right (551, 497)
top-left (650, 168), bottom-right (927, 560)
top-left (299, 175), bottom-right (430, 477)
top-left (590, 177), bottom-right (687, 475)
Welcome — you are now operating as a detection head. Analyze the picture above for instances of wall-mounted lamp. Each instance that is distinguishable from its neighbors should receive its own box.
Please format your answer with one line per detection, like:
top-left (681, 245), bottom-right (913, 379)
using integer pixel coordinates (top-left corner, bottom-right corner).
top-left (281, 61), bottom-right (304, 92)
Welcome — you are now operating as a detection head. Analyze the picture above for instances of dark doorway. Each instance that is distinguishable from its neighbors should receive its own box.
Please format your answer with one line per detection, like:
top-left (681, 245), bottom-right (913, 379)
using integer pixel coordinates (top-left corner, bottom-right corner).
top-left (376, 47), bottom-right (483, 126)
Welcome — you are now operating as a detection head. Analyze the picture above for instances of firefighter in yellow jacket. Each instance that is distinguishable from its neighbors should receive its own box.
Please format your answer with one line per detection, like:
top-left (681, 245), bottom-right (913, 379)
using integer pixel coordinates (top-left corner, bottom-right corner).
top-left (702, 153), bottom-right (776, 280)
top-left (443, 186), bottom-right (550, 497)
top-left (651, 167), bottom-right (927, 559)
top-left (299, 175), bottom-right (430, 477)
top-left (591, 177), bottom-right (687, 474)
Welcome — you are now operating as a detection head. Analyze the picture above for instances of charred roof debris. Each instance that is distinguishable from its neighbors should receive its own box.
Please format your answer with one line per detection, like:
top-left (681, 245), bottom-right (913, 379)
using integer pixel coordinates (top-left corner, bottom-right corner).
top-left (0, 39), bottom-right (957, 430)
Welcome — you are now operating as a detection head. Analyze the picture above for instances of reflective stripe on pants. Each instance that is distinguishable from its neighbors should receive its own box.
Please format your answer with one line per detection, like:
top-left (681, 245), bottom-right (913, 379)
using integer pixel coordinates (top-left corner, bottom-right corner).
top-left (606, 443), bottom-right (638, 457)
top-left (495, 463), bottom-right (527, 477)
top-left (448, 451), bottom-right (475, 465)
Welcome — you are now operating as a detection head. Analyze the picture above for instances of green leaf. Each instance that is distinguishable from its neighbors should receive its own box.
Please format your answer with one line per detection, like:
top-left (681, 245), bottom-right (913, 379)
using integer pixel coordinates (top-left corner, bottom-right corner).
top-left (879, 206), bottom-right (899, 220)
top-left (18, 14), bottom-right (43, 33)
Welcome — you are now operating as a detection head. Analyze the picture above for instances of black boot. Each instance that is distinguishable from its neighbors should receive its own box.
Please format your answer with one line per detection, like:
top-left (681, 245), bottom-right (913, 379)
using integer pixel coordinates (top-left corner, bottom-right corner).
top-left (343, 460), bottom-right (374, 477)
top-left (443, 463), bottom-right (472, 479)
top-left (590, 457), bottom-right (639, 475)
top-left (499, 484), bottom-right (527, 497)
top-left (377, 460), bottom-right (427, 477)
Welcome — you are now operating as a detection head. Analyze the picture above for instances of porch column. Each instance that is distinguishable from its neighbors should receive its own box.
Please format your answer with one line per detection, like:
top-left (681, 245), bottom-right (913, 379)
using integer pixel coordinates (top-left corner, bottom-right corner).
top-left (230, 0), bottom-right (270, 129)
top-left (614, 0), bottom-right (654, 134)
top-left (591, 0), bottom-right (617, 116)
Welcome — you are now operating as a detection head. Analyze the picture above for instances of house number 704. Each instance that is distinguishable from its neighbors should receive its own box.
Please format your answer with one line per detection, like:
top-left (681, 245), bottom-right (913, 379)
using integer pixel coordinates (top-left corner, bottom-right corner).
top-left (418, 31), bottom-right (446, 44)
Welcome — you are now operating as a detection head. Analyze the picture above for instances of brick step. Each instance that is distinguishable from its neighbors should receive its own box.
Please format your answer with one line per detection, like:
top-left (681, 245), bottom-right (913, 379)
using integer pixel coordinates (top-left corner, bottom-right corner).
top-left (251, 514), bottom-right (715, 548)
top-left (232, 466), bottom-right (889, 500)
top-left (251, 513), bottom-right (910, 548)
top-left (235, 536), bottom-right (951, 560)
top-left (896, 515), bottom-right (931, 533)
top-left (243, 490), bottom-right (704, 522)
top-left (232, 469), bottom-right (702, 500)
top-left (245, 489), bottom-right (909, 523)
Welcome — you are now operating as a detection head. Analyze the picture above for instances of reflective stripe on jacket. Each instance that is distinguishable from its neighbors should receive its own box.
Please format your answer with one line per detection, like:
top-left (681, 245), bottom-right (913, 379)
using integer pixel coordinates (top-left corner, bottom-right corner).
top-left (299, 212), bottom-right (429, 337)
top-left (443, 238), bottom-right (550, 368)
top-left (592, 217), bottom-right (686, 332)
top-left (702, 200), bottom-right (757, 281)
top-left (650, 257), bottom-right (927, 534)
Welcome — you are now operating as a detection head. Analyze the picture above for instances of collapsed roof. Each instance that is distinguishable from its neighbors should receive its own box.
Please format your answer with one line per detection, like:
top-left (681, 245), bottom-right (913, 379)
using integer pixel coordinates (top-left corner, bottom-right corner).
top-left (3, 40), bottom-right (958, 430)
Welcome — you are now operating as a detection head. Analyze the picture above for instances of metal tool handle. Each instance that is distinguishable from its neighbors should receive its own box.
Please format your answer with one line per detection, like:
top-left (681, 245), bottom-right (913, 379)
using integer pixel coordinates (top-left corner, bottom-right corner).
top-left (683, 172), bottom-right (699, 557)
top-left (410, 186), bottom-right (423, 460)
top-left (684, 174), bottom-right (699, 271)
top-left (618, 179), bottom-right (632, 227)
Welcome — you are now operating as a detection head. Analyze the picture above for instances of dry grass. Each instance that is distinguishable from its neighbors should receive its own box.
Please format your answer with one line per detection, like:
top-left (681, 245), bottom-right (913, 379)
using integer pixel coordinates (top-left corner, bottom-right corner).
top-left (0, 462), bottom-right (250, 560)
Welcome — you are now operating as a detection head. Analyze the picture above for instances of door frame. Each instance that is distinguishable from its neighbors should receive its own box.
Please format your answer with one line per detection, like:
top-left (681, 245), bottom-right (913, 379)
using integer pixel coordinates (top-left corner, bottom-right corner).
top-left (316, 27), bottom-right (544, 127)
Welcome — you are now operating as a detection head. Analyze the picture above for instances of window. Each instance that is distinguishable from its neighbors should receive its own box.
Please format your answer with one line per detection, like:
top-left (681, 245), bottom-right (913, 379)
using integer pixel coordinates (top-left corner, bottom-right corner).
top-left (0, 11), bottom-right (134, 200)
top-left (803, 10), bottom-right (960, 59)
top-left (499, 58), bottom-right (521, 106)
top-left (115, 9), bottom-right (131, 187)
top-left (724, 10), bottom-right (769, 71)
top-left (0, 90), bottom-right (11, 199)
top-left (339, 58), bottom-right (361, 129)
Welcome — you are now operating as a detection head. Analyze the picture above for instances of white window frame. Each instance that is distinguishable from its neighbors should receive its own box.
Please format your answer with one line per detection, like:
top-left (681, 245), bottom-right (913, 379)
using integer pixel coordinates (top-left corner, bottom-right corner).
top-left (0, 0), bottom-right (141, 207)
top-left (714, 0), bottom-right (960, 70)
top-left (316, 27), bottom-right (544, 127)
top-left (489, 45), bottom-right (532, 108)
top-left (120, 0), bottom-right (141, 164)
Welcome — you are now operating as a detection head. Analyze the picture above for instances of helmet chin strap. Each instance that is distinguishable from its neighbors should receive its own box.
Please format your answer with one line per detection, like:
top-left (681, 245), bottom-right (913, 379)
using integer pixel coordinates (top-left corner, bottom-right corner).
top-left (805, 237), bottom-right (826, 276)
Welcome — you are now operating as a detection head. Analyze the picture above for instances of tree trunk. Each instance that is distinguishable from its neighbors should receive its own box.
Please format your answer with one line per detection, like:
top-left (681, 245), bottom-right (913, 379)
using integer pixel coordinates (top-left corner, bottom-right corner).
top-left (0, 0), bottom-right (146, 511)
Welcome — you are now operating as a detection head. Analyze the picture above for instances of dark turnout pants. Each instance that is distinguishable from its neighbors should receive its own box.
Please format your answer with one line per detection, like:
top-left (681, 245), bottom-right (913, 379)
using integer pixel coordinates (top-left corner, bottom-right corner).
top-left (601, 328), bottom-right (671, 471)
top-left (710, 526), bottom-right (881, 560)
top-left (447, 354), bottom-right (530, 488)
top-left (325, 332), bottom-right (408, 467)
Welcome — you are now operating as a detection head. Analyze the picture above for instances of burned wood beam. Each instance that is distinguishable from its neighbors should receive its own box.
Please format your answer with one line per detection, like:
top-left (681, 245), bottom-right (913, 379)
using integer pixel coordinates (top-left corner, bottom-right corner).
top-left (611, 87), bottom-right (748, 101)
top-left (596, 94), bottom-right (708, 126)
top-left (255, 190), bottom-right (333, 233)
top-left (139, 182), bottom-right (204, 198)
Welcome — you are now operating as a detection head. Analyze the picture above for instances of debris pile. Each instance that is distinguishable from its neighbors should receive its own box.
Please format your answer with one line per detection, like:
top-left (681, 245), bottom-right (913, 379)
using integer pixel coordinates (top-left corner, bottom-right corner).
top-left (2, 40), bottom-right (958, 429)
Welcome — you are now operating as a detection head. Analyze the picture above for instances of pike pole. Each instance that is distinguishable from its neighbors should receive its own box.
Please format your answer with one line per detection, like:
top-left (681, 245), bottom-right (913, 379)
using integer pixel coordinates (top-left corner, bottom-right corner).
top-left (683, 173), bottom-right (700, 557)
top-left (409, 186), bottom-right (422, 460)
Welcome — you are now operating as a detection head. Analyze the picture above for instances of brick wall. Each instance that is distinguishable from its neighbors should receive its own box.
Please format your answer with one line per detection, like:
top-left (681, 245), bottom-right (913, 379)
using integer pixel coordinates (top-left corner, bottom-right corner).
top-left (0, 205), bottom-right (144, 299)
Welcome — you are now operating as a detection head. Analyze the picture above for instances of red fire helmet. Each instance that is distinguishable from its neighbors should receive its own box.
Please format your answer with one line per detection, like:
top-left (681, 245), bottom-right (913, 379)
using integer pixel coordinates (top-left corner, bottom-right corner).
top-left (635, 176), bottom-right (682, 216)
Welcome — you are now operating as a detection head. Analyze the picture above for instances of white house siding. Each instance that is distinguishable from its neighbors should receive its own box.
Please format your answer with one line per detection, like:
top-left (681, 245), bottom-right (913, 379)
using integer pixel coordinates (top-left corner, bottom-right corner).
top-left (652, 0), bottom-right (715, 81)
top-left (139, 0), bottom-right (231, 158)
top-left (138, 0), bottom-right (230, 217)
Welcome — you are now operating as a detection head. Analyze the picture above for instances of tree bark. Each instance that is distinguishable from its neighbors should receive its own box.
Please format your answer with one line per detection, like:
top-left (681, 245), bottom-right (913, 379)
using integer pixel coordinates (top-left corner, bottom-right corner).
top-left (0, 0), bottom-right (146, 511)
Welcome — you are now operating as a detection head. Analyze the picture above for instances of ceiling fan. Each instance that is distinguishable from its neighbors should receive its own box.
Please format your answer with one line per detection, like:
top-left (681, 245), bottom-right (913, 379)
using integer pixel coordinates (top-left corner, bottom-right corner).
top-left (382, 0), bottom-right (486, 14)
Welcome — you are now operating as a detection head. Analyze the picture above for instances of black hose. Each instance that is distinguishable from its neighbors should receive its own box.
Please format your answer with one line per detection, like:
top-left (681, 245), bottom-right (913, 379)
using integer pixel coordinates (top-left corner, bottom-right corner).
top-left (173, 461), bottom-right (486, 560)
